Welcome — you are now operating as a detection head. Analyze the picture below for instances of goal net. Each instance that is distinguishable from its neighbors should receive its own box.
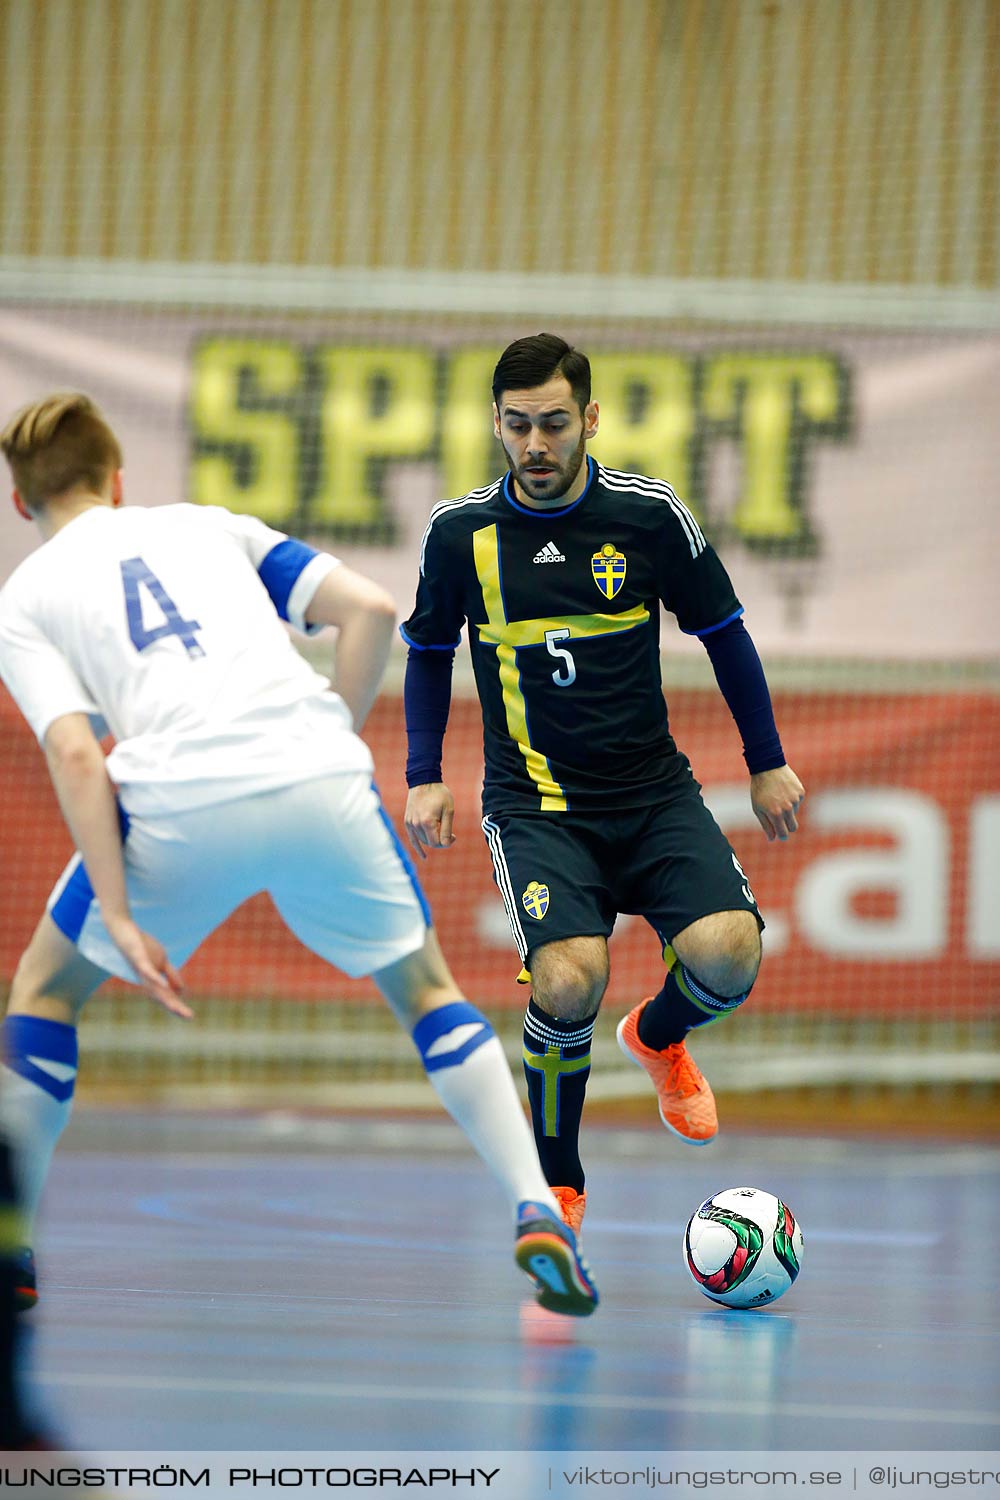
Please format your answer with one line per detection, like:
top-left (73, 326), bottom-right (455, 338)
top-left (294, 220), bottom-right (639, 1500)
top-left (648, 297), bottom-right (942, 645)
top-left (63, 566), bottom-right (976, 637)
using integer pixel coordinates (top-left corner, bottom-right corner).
top-left (0, 0), bottom-right (996, 1121)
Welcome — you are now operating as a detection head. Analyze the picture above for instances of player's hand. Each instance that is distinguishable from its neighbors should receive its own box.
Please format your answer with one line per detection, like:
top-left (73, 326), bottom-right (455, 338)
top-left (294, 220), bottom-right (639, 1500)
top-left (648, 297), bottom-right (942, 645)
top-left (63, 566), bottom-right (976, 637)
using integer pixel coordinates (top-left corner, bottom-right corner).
top-left (102, 912), bottom-right (193, 1019)
top-left (404, 783), bottom-right (457, 860)
top-left (750, 766), bottom-right (805, 843)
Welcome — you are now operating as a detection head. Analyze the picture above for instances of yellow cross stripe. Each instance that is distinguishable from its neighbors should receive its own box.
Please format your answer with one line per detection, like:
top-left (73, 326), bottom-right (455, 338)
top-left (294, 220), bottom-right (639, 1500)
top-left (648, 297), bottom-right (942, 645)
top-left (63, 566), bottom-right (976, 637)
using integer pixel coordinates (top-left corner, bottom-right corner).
top-left (478, 605), bottom-right (649, 650)
top-left (473, 523), bottom-right (504, 622)
top-left (471, 524), bottom-right (650, 814)
top-left (496, 639), bottom-right (565, 806)
top-left (523, 1044), bottom-right (592, 1136)
top-left (0, 1203), bottom-right (26, 1254)
top-left (473, 524), bottom-right (567, 810)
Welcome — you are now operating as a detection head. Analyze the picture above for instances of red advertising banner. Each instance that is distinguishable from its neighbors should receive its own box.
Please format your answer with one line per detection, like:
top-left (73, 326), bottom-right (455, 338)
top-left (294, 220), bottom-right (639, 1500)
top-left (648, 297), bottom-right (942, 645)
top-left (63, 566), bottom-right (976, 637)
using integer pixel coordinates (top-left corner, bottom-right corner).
top-left (1, 687), bottom-right (996, 1017)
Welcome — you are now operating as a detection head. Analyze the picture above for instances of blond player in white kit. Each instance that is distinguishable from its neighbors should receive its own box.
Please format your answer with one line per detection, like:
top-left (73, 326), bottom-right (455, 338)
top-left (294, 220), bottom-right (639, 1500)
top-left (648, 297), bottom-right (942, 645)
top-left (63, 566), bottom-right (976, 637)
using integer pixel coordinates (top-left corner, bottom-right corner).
top-left (0, 392), bottom-right (598, 1318)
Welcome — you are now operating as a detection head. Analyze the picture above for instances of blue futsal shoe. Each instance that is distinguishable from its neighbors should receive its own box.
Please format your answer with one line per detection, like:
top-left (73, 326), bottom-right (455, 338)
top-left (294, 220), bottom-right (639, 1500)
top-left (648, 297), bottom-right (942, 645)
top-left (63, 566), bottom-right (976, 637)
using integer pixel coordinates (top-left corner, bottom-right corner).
top-left (14, 1247), bottom-right (37, 1312)
top-left (515, 1200), bottom-right (599, 1317)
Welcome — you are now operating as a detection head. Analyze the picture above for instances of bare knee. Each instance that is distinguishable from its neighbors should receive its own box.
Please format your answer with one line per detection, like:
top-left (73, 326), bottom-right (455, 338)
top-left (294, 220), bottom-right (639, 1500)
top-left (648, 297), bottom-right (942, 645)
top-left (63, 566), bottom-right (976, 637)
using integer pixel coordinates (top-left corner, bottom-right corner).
top-left (672, 911), bottom-right (761, 997)
top-left (372, 926), bottom-right (465, 1029)
top-left (7, 916), bottom-right (104, 1025)
top-left (530, 937), bottom-right (609, 1021)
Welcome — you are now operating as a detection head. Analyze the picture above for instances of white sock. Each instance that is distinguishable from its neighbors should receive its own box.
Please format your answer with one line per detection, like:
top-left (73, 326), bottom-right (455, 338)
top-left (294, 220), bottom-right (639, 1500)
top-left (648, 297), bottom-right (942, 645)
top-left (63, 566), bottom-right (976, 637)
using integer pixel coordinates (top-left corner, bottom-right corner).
top-left (412, 1002), bottom-right (559, 1219)
top-left (1, 1016), bottom-right (79, 1235)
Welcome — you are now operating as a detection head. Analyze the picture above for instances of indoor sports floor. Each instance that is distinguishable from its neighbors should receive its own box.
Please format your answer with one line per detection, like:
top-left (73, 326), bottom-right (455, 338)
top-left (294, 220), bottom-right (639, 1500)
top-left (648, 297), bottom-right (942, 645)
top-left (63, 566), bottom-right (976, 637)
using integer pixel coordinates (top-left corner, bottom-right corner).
top-left (19, 1109), bottom-right (1000, 1454)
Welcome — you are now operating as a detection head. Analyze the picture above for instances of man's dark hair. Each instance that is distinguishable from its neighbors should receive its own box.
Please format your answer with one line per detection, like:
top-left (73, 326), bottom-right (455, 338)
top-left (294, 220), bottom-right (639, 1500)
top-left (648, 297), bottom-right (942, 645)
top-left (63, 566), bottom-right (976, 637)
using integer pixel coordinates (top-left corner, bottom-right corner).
top-left (492, 334), bottom-right (591, 414)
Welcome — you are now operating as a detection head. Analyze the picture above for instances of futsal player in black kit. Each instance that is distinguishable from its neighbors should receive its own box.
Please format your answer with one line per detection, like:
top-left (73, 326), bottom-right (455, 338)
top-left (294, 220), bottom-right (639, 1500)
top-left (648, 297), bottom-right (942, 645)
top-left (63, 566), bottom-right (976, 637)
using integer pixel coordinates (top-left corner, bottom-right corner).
top-left (402, 334), bottom-right (804, 1234)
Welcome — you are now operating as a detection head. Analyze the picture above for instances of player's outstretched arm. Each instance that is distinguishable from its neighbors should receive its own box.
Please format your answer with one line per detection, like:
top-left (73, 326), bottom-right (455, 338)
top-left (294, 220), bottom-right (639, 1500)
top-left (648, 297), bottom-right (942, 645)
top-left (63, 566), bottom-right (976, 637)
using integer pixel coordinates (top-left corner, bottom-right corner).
top-left (750, 765), bottom-right (806, 842)
top-left (304, 565), bottom-right (397, 731)
top-left (43, 714), bottom-right (191, 1018)
top-left (404, 782), bottom-right (456, 860)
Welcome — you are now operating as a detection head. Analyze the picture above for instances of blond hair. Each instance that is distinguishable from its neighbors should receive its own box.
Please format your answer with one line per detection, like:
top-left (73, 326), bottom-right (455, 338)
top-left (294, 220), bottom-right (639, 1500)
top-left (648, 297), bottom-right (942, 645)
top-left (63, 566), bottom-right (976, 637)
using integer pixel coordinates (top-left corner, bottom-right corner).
top-left (0, 392), bottom-right (122, 512)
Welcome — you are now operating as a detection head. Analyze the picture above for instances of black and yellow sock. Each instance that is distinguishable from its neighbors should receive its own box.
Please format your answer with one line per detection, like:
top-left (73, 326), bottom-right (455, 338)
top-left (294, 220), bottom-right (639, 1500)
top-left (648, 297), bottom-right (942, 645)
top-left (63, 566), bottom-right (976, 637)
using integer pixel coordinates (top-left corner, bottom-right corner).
top-left (637, 952), bottom-right (750, 1051)
top-left (0, 1137), bottom-right (31, 1448)
top-left (522, 998), bottom-right (596, 1194)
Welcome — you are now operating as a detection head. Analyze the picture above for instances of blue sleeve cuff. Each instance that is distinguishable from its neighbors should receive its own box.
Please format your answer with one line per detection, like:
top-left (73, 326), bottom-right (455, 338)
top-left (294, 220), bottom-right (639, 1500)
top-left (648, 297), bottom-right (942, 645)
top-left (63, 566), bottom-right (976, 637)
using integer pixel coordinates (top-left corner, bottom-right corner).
top-left (700, 619), bottom-right (785, 774)
top-left (685, 606), bottom-right (745, 638)
top-left (258, 538), bottom-right (320, 621)
top-left (399, 624), bottom-right (463, 651)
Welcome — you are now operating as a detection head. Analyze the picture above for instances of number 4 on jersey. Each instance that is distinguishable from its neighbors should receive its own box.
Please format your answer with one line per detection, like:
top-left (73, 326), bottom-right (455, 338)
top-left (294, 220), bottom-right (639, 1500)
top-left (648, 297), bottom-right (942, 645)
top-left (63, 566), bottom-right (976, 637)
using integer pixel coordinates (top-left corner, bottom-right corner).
top-left (121, 557), bottom-right (205, 659)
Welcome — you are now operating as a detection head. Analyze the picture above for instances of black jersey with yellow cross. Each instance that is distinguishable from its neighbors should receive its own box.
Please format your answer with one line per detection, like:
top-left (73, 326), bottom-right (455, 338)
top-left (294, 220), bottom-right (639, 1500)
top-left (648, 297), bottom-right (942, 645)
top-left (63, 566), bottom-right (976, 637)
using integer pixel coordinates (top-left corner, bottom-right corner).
top-left (401, 458), bottom-right (742, 815)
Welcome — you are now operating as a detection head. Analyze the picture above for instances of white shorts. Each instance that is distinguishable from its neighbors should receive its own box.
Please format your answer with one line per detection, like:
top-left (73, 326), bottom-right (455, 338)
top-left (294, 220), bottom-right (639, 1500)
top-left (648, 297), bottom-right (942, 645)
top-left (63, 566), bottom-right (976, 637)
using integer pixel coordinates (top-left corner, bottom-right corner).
top-left (46, 773), bottom-right (429, 980)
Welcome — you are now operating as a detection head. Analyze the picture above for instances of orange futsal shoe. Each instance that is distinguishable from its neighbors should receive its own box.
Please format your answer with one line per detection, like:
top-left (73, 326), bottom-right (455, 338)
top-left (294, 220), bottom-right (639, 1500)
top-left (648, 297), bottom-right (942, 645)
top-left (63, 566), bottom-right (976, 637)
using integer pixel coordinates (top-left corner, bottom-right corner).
top-left (551, 1186), bottom-right (587, 1235)
top-left (616, 1001), bottom-right (718, 1145)
top-left (13, 1248), bottom-right (37, 1312)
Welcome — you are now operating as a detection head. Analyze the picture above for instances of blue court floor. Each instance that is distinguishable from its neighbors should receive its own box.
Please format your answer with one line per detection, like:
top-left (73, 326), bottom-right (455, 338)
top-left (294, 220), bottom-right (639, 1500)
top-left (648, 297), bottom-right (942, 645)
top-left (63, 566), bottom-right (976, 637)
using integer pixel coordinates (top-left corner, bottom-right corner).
top-left (18, 1110), bottom-right (1000, 1453)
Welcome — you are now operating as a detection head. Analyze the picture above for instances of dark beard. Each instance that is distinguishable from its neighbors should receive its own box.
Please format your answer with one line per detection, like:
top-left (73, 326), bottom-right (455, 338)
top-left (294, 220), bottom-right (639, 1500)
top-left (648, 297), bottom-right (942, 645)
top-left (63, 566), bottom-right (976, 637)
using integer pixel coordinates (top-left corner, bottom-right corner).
top-left (506, 429), bottom-right (588, 502)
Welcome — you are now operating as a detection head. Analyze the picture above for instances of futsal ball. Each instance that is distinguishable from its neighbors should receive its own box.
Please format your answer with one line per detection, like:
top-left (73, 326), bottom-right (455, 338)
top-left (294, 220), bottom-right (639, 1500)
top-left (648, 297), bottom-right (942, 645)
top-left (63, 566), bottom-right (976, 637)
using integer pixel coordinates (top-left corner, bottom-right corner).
top-left (683, 1187), bottom-right (803, 1309)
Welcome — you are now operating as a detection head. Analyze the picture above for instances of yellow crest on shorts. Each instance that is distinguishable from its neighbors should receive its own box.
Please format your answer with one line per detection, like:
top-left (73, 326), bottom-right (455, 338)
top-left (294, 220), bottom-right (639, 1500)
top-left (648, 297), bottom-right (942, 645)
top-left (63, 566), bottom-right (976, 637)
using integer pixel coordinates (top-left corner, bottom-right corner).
top-left (591, 542), bottom-right (626, 599)
top-left (521, 881), bottom-right (550, 920)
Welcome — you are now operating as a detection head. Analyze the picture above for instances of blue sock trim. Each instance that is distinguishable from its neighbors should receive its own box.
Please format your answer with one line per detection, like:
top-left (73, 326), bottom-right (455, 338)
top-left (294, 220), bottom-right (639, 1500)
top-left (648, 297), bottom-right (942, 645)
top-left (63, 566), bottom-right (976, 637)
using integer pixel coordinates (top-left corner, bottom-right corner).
top-left (412, 1000), bottom-right (494, 1073)
top-left (2, 1016), bottom-right (78, 1103)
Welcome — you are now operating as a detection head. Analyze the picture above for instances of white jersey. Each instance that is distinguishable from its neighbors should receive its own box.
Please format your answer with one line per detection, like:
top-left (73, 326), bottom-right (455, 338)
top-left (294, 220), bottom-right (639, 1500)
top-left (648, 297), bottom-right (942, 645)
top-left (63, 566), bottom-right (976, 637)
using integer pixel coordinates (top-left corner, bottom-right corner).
top-left (0, 502), bottom-right (373, 815)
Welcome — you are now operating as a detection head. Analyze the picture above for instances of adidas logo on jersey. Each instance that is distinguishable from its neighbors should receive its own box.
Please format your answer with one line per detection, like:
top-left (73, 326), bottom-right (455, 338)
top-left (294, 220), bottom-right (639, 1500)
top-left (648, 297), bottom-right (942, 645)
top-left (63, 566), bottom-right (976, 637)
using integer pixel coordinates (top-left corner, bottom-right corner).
top-left (533, 542), bottom-right (566, 564)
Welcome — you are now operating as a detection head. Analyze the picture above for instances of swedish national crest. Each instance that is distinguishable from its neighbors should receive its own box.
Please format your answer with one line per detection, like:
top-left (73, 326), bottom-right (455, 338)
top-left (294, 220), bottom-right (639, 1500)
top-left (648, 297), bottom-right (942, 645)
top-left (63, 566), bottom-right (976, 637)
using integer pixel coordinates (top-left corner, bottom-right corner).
top-left (591, 542), bottom-right (626, 599)
top-left (521, 881), bottom-right (550, 920)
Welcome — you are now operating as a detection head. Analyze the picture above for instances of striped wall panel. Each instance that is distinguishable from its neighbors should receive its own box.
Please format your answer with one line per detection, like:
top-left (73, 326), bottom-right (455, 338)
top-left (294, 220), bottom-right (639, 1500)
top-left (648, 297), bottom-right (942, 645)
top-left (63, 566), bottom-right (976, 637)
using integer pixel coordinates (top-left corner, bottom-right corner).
top-left (0, 0), bottom-right (996, 287)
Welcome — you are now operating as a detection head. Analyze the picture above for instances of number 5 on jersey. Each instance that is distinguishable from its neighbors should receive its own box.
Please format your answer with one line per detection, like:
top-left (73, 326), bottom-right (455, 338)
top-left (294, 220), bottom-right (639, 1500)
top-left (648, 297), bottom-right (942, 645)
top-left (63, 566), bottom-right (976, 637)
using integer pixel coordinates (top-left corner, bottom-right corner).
top-left (121, 557), bottom-right (205, 659)
top-left (544, 627), bottom-right (576, 687)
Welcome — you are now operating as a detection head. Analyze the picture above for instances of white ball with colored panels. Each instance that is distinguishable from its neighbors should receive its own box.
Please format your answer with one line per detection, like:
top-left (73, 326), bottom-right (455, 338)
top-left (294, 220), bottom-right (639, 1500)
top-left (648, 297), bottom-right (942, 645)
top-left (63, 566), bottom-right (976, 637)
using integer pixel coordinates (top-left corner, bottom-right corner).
top-left (684, 1186), bottom-right (804, 1309)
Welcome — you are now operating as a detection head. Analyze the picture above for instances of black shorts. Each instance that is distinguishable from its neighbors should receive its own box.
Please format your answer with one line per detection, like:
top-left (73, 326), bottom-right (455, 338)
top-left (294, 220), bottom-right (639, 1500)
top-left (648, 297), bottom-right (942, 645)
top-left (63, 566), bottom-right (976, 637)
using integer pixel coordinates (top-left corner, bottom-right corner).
top-left (481, 780), bottom-right (763, 965)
